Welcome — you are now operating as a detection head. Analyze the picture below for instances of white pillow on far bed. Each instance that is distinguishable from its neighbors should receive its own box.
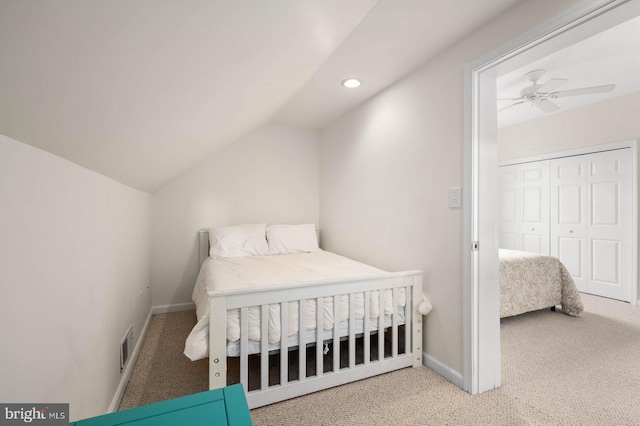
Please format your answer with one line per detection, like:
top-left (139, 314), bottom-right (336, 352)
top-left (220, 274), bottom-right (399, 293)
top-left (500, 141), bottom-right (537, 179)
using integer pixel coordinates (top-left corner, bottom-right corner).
top-left (209, 224), bottom-right (269, 259)
top-left (267, 224), bottom-right (321, 255)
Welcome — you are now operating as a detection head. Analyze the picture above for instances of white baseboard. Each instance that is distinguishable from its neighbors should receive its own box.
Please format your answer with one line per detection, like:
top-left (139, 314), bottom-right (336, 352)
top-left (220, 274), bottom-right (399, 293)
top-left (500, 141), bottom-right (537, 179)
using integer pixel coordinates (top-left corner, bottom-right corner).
top-left (107, 302), bottom-right (196, 413)
top-left (422, 352), bottom-right (464, 389)
top-left (151, 302), bottom-right (195, 314)
top-left (108, 309), bottom-right (153, 413)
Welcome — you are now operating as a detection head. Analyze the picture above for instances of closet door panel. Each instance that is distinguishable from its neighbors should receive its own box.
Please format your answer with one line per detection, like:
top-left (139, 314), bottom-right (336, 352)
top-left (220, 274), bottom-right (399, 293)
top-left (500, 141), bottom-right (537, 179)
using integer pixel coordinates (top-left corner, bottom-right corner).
top-left (558, 236), bottom-right (585, 282)
top-left (499, 165), bottom-right (521, 250)
top-left (557, 184), bottom-right (582, 224)
top-left (591, 239), bottom-right (618, 284)
top-left (591, 182), bottom-right (618, 225)
top-left (522, 234), bottom-right (543, 253)
top-left (519, 162), bottom-right (550, 255)
top-left (550, 156), bottom-right (588, 292)
top-left (550, 148), bottom-right (633, 301)
top-left (586, 150), bottom-right (632, 301)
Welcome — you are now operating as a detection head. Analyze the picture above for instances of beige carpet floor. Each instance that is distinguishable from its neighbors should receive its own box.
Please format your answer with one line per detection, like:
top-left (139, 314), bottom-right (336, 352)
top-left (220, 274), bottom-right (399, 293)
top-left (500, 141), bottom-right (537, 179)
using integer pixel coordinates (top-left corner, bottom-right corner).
top-left (119, 294), bottom-right (640, 425)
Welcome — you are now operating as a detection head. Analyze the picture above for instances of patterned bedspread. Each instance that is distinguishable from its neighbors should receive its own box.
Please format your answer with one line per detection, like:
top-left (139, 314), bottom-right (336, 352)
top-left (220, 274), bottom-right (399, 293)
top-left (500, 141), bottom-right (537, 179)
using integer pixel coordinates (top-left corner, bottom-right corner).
top-left (499, 249), bottom-right (583, 318)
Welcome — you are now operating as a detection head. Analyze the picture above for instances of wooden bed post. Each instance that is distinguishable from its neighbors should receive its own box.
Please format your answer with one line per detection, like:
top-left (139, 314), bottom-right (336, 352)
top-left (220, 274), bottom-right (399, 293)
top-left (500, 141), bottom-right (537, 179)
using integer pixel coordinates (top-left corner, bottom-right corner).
top-left (209, 293), bottom-right (227, 390)
top-left (412, 274), bottom-right (423, 368)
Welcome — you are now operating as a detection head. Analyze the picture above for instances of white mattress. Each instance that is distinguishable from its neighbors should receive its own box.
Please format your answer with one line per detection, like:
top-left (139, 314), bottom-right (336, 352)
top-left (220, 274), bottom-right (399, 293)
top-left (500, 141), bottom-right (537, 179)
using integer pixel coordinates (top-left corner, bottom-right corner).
top-left (184, 251), bottom-right (405, 361)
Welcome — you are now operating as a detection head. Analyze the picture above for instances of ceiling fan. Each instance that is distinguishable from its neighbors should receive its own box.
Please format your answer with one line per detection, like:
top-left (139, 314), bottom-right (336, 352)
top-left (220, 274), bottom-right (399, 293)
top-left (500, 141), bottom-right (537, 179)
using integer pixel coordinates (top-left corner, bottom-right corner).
top-left (498, 69), bottom-right (616, 113)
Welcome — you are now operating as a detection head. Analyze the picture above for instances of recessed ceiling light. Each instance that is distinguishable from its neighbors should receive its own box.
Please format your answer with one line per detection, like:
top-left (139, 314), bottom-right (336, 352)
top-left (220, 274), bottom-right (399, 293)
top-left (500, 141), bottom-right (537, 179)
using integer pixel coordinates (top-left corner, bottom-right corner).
top-left (341, 78), bottom-right (362, 88)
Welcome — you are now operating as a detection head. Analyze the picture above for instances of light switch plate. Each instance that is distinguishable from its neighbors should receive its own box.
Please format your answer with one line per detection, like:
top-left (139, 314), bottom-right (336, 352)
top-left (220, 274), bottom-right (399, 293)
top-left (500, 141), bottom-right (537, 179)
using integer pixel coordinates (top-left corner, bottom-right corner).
top-left (449, 187), bottom-right (462, 208)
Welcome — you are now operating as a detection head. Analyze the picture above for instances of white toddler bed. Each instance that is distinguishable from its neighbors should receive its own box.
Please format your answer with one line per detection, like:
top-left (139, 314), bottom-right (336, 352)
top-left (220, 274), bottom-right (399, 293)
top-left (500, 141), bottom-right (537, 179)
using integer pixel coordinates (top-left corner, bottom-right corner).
top-left (186, 224), bottom-right (426, 408)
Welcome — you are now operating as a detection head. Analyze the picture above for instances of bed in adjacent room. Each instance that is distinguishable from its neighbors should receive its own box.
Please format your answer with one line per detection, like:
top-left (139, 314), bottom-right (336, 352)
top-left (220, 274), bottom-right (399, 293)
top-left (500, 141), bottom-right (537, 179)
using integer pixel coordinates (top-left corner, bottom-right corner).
top-left (185, 223), bottom-right (428, 409)
top-left (499, 249), bottom-right (583, 318)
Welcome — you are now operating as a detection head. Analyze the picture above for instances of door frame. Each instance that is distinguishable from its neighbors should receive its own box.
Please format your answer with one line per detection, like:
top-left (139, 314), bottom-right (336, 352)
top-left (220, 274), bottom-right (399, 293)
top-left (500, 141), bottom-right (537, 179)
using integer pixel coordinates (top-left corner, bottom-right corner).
top-left (463, 0), bottom-right (640, 394)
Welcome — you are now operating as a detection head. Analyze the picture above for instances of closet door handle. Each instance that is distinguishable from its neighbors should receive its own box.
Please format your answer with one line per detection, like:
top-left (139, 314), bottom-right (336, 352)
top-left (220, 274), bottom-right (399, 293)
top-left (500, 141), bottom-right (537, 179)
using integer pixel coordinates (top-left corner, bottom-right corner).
top-left (569, 230), bottom-right (574, 233)
top-left (531, 228), bottom-right (535, 231)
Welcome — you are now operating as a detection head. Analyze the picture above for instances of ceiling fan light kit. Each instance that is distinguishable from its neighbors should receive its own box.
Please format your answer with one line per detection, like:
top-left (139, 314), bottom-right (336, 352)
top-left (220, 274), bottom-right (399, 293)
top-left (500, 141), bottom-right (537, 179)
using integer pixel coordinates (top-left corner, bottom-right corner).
top-left (499, 69), bottom-right (616, 113)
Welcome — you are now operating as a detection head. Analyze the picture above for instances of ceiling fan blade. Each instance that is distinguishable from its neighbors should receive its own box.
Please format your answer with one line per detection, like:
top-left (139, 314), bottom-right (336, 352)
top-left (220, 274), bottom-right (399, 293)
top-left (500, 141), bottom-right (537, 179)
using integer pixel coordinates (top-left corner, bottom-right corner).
top-left (536, 99), bottom-right (560, 113)
top-left (498, 101), bottom-right (524, 112)
top-left (537, 78), bottom-right (569, 93)
top-left (551, 84), bottom-right (615, 98)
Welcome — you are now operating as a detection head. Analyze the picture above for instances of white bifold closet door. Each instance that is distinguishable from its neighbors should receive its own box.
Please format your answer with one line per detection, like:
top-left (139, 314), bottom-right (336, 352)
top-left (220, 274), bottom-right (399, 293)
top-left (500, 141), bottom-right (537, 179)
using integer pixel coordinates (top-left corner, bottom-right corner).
top-left (550, 149), bottom-right (632, 301)
top-left (499, 161), bottom-right (549, 254)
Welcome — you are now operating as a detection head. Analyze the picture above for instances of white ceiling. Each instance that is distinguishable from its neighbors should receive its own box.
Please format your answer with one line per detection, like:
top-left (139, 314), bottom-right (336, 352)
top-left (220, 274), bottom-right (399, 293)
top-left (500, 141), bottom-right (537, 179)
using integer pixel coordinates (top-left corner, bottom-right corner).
top-left (497, 15), bottom-right (640, 128)
top-left (1, 0), bottom-right (524, 193)
top-left (273, 0), bottom-right (525, 129)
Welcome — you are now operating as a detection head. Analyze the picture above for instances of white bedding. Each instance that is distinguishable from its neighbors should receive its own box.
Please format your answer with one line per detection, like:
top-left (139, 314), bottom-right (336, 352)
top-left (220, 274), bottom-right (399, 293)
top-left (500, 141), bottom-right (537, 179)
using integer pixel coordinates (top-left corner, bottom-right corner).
top-left (184, 251), bottom-right (405, 361)
top-left (225, 314), bottom-right (404, 357)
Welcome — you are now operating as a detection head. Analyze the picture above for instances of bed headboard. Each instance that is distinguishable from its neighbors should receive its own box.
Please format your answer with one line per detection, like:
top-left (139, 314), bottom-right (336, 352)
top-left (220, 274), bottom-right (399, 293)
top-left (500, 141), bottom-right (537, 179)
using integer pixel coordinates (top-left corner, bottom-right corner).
top-left (199, 229), bottom-right (209, 267)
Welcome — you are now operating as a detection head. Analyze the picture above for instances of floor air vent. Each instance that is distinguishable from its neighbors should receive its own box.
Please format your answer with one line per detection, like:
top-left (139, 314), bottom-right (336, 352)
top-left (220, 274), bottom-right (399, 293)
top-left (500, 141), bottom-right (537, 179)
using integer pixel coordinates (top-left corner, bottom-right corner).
top-left (120, 326), bottom-right (133, 373)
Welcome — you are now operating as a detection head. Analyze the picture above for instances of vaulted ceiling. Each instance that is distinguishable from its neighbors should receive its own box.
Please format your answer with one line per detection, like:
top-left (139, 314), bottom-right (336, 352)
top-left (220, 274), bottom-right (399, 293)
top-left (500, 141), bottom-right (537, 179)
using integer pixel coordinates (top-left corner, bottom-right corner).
top-left (1, 0), bottom-right (524, 193)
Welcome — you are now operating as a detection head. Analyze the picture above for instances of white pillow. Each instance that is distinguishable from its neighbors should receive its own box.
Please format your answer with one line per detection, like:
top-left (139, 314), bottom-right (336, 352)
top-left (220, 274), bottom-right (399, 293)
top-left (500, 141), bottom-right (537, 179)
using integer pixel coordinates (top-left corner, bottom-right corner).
top-left (209, 224), bottom-right (269, 259)
top-left (267, 224), bottom-right (320, 255)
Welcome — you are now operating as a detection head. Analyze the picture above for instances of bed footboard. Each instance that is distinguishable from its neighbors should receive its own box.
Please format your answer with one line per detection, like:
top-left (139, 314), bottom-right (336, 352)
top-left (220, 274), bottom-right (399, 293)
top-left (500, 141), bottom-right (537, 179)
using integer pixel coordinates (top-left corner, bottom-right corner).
top-left (208, 271), bottom-right (423, 409)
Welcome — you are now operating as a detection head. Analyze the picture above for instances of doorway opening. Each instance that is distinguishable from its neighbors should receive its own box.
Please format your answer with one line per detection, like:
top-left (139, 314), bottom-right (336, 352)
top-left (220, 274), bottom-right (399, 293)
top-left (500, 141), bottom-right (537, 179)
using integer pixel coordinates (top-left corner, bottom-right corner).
top-left (463, 0), bottom-right (640, 394)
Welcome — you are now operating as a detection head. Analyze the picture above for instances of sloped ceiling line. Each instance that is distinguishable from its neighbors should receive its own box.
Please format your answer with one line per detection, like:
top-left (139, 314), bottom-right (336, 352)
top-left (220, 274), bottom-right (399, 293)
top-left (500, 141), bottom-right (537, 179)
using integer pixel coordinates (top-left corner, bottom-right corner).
top-left (1, 0), bottom-right (526, 192)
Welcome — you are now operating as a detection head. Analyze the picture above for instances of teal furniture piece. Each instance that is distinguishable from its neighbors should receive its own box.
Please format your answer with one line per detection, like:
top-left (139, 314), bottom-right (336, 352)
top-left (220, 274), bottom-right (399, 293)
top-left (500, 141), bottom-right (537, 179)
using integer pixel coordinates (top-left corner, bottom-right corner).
top-left (71, 384), bottom-right (252, 426)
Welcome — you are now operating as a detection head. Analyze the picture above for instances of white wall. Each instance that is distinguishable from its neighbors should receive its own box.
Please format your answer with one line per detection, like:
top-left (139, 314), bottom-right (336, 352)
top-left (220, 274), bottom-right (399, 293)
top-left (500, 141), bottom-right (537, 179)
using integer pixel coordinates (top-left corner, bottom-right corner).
top-left (319, 0), bottom-right (583, 375)
top-left (0, 134), bottom-right (152, 420)
top-left (498, 90), bottom-right (640, 299)
top-left (498, 90), bottom-right (640, 160)
top-left (152, 124), bottom-right (319, 307)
